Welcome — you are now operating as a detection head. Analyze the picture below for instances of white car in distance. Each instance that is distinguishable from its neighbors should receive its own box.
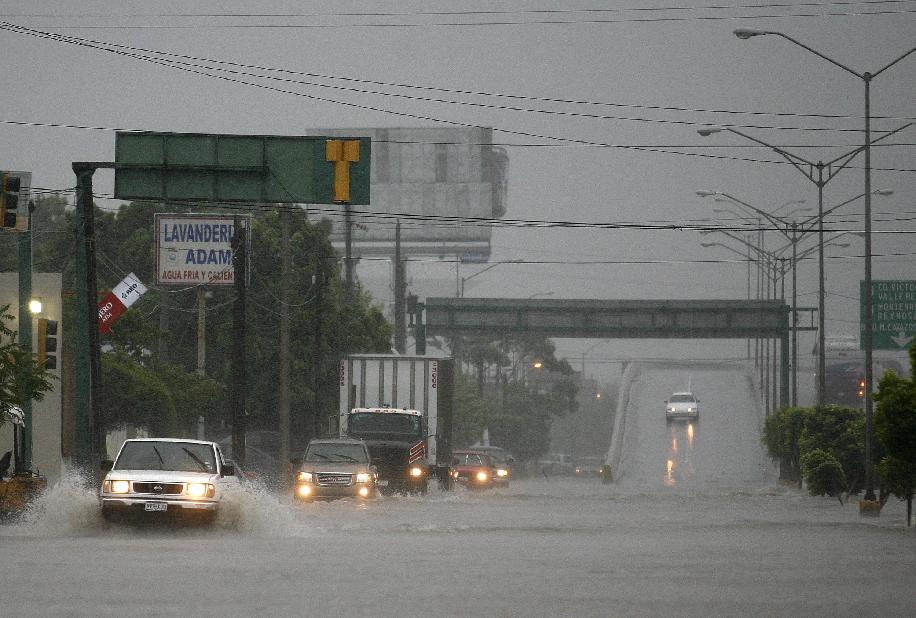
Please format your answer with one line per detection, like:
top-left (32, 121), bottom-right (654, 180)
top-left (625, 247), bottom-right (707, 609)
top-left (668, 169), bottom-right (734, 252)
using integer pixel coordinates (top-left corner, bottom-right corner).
top-left (99, 438), bottom-right (242, 524)
top-left (665, 392), bottom-right (699, 424)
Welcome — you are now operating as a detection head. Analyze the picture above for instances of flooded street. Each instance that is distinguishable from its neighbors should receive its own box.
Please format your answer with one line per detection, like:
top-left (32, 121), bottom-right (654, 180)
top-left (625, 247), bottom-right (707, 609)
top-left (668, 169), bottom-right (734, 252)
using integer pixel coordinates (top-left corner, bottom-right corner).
top-left (3, 473), bottom-right (915, 617)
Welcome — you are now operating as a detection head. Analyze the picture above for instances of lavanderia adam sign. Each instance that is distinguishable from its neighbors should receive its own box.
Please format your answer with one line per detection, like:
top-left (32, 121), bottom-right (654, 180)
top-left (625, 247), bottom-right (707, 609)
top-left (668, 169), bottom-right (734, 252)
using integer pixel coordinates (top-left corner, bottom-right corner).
top-left (155, 213), bottom-right (250, 286)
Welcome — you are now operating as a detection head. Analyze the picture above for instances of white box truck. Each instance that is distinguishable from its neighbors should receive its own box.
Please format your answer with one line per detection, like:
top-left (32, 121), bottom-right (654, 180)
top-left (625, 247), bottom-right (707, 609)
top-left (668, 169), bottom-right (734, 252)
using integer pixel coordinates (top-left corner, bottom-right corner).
top-left (338, 354), bottom-right (454, 493)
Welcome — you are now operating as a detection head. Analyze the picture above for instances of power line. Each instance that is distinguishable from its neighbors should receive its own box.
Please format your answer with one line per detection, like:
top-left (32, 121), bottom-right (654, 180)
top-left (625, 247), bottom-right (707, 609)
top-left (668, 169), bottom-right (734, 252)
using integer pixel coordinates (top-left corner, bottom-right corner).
top-left (10, 7), bottom-right (916, 28)
top-left (4, 23), bottom-right (912, 126)
top-left (6, 2), bottom-right (914, 19)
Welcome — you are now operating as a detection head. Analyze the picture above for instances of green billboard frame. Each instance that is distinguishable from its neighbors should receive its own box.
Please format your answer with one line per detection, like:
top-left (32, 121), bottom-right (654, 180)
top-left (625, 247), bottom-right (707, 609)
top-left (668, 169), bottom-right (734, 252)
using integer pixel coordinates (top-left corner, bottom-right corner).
top-left (114, 131), bottom-right (370, 204)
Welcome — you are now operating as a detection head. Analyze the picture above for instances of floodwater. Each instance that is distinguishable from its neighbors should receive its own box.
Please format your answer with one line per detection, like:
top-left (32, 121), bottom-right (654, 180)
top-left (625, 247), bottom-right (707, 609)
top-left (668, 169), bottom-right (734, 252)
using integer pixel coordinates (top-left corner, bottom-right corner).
top-left (2, 363), bottom-right (914, 617)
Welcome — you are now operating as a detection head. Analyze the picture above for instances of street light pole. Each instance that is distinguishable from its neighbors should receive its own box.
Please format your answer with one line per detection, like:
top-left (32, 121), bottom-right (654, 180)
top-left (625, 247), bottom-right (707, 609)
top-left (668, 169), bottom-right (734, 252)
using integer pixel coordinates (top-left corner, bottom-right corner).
top-left (698, 124), bottom-right (908, 410)
top-left (732, 29), bottom-right (916, 503)
top-left (459, 260), bottom-right (520, 298)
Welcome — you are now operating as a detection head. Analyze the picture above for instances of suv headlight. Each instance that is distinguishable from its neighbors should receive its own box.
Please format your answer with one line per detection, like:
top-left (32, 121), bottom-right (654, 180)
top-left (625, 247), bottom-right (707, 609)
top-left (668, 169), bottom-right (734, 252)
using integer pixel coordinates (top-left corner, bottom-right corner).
top-left (409, 466), bottom-right (424, 477)
top-left (356, 473), bottom-right (371, 483)
top-left (496, 468), bottom-right (508, 477)
top-left (476, 471), bottom-right (488, 482)
top-left (297, 471), bottom-right (313, 483)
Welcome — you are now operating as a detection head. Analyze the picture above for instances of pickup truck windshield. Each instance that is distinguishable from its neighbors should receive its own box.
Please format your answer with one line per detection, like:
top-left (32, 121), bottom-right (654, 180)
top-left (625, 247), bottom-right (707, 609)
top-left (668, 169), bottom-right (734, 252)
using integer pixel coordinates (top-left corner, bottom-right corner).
top-left (348, 412), bottom-right (422, 440)
top-left (115, 441), bottom-right (217, 473)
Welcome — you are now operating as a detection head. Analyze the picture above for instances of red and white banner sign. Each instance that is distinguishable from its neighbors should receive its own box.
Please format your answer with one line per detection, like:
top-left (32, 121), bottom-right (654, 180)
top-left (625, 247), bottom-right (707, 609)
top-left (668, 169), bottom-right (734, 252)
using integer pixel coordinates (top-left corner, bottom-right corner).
top-left (99, 272), bottom-right (148, 333)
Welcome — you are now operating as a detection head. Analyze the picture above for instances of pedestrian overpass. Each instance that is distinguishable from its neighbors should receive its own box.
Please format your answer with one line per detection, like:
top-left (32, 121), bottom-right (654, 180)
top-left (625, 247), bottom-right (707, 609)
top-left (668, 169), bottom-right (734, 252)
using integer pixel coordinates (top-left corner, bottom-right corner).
top-left (419, 298), bottom-right (792, 408)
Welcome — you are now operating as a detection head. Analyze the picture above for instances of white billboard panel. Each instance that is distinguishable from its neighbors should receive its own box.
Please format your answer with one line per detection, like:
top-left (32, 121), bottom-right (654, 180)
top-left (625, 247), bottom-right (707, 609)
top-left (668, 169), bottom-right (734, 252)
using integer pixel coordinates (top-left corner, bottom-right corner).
top-left (155, 213), bottom-right (250, 286)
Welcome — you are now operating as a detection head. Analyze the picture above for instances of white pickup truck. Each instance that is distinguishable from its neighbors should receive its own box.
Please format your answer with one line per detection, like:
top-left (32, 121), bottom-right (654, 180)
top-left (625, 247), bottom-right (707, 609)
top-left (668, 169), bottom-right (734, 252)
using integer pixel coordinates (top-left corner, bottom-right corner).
top-left (99, 438), bottom-right (242, 524)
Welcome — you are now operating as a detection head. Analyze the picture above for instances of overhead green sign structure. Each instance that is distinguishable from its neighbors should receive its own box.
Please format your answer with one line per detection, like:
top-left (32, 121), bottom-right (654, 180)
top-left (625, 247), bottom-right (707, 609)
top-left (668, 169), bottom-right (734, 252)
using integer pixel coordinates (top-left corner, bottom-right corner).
top-left (114, 131), bottom-right (370, 204)
top-left (861, 280), bottom-right (916, 350)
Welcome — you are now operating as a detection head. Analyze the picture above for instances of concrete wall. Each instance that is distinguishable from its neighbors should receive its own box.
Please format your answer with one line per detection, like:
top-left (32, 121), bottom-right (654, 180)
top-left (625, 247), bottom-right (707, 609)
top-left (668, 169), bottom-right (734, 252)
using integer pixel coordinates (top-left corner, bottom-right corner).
top-left (0, 272), bottom-right (63, 483)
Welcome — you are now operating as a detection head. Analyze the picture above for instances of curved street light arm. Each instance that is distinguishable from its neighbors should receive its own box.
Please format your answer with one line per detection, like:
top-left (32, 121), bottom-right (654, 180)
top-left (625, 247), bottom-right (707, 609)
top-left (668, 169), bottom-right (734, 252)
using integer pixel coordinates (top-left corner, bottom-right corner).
top-left (766, 31), bottom-right (863, 78)
top-left (704, 191), bottom-right (793, 236)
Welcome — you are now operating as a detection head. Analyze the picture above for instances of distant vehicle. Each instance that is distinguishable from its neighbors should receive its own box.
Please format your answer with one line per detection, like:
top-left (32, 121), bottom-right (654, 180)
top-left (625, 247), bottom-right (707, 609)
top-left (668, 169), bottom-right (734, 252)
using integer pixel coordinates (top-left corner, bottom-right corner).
top-left (824, 359), bottom-right (904, 406)
top-left (537, 453), bottom-right (574, 476)
top-left (99, 438), bottom-right (242, 524)
top-left (574, 456), bottom-right (605, 477)
top-left (665, 392), bottom-right (699, 423)
top-left (449, 450), bottom-right (497, 489)
top-left (469, 445), bottom-right (514, 486)
top-left (292, 438), bottom-right (377, 501)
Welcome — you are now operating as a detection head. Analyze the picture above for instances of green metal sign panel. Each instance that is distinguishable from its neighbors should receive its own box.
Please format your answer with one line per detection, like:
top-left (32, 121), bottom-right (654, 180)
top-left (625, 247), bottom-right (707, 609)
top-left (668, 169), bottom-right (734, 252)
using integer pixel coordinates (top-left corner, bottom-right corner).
top-left (861, 280), bottom-right (916, 350)
top-left (114, 132), bottom-right (370, 204)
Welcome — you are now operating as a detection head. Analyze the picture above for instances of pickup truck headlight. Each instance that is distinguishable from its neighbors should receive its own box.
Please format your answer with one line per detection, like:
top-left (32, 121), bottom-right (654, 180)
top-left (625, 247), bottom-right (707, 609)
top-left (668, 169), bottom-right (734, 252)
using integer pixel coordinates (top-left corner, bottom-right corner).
top-left (476, 471), bottom-right (488, 482)
top-left (496, 469), bottom-right (508, 477)
top-left (409, 466), bottom-right (424, 477)
top-left (356, 473), bottom-right (371, 483)
top-left (110, 480), bottom-right (130, 494)
top-left (186, 483), bottom-right (215, 498)
top-left (297, 471), bottom-right (313, 483)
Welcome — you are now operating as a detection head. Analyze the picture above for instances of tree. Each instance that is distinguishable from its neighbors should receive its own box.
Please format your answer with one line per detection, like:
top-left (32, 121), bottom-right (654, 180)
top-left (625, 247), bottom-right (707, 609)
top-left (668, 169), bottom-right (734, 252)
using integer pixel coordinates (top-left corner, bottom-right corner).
top-left (798, 405), bottom-right (865, 496)
top-left (451, 373), bottom-right (492, 448)
top-left (0, 305), bottom-right (55, 419)
top-left (874, 347), bottom-right (916, 525)
top-left (801, 448), bottom-right (847, 503)
top-left (762, 406), bottom-right (810, 484)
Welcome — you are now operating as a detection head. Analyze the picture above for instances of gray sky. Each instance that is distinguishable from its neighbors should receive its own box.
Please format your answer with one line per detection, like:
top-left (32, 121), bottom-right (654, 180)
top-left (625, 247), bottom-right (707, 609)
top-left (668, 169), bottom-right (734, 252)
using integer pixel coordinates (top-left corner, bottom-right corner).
top-left (2, 1), bottom-right (914, 375)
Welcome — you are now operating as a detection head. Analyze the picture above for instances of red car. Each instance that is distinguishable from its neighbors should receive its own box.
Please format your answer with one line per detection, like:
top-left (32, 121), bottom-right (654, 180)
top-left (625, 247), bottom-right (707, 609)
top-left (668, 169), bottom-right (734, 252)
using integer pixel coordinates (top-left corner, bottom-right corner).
top-left (449, 450), bottom-right (497, 489)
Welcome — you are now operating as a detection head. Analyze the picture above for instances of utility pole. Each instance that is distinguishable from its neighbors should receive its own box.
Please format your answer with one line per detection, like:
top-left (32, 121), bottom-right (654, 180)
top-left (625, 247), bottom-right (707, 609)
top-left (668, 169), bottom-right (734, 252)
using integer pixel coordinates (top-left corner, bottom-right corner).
top-left (158, 288), bottom-right (169, 365)
top-left (344, 204), bottom-right (354, 302)
top-left (196, 288), bottom-right (206, 375)
top-left (230, 216), bottom-right (247, 467)
top-left (312, 259), bottom-right (324, 439)
top-left (279, 208), bottom-right (291, 470)
top-left (17, 200), bottom-right (33, 471)
top-left (394, 219), bottom-right (406, 353)
top-left (73, 163), bottom-right (106, 469)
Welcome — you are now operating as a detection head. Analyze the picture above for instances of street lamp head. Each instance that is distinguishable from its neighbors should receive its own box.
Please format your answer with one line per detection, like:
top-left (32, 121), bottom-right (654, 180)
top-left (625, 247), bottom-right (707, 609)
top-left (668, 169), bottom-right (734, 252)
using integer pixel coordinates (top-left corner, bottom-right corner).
top-left (700, 242), bottom-right (718, 248)
top-left (697, 128), bottom-right (721, 137)
top-left (873, 189), bottom-right (893, 196)
top-left (696, 190), bottom-right (718, 197)
top-left (734, 28), bottom-right (767, 39)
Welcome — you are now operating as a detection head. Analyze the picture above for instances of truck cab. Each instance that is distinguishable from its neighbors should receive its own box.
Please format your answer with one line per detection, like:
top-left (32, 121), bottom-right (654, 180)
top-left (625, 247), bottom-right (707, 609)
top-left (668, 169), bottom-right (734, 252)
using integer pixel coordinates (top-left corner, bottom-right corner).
top-left (340, 406), bottom-right (429, 494)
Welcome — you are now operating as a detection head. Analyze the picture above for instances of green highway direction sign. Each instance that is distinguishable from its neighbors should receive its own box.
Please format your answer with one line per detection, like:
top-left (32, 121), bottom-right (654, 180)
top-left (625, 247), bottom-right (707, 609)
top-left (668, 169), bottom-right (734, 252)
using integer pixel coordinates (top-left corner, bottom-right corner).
top-left (861, 280), bottom-right (916, 350)
top-left (114, 131), bottom-right (370, 204)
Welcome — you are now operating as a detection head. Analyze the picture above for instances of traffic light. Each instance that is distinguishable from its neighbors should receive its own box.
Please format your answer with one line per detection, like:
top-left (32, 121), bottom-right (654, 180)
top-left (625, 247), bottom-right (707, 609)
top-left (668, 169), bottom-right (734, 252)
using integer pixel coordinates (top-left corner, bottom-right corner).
top-left (857, 377), bottom-right (866, 398)
top-left (37, 318), bottom-right (58, 370)
top-left (0, 172), bottom-right (25, 230)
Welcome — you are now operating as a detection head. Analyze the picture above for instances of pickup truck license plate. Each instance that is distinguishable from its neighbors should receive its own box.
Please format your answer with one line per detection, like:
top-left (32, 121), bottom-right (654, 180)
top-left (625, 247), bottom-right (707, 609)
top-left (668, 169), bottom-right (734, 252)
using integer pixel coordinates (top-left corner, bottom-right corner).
top-left (144, 502), bottom-right (168, 512)
top-left (376, 480), bottom-right (388, 487)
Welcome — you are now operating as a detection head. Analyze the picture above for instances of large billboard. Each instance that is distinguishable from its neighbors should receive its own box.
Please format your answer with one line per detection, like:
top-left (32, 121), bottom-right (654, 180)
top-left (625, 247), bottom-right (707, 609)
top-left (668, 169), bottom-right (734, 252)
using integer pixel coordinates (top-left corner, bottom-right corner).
top-left (306, 127), bottom-right (507, 260)
top-left (155, 213), bottom-right (250, 286)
